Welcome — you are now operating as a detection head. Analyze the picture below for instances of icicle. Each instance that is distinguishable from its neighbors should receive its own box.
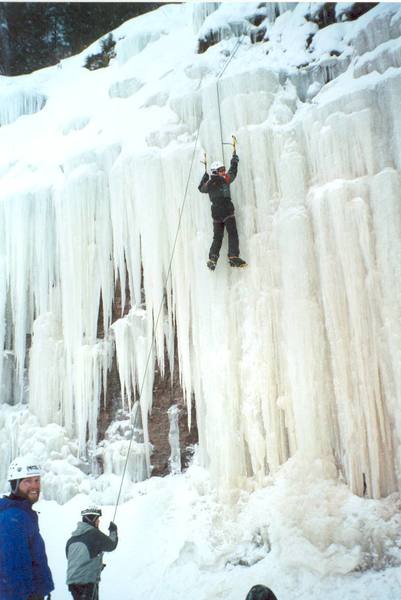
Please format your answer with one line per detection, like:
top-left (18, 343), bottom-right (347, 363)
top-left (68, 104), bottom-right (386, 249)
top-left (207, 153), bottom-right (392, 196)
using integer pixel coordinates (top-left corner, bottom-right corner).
top-left (29, 313), bottom-right (64, 427)
top-left (112, 307), bottom-right (155, 477)
top-left (0, 87), bottom-right (46, 126)
top-left (167, 405), bottom-right (181, 474)
top-left (100, 402), bottom-right (150, 483)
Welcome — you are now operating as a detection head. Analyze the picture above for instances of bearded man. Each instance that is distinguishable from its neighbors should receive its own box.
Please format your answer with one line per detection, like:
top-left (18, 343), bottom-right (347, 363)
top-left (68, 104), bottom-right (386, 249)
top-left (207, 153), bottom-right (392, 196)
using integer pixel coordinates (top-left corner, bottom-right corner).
top-left (0, 456), bottom-right (54, 600)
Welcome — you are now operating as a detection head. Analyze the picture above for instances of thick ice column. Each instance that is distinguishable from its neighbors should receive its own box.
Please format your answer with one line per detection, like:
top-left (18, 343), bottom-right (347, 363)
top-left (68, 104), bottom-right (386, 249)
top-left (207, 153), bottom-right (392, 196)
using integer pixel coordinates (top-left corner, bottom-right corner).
top-left (52, 158), bottom-right (115, 450)
top-left (112, 308), bottom-right (154, 478)
top-left (109, 154), bottom-right (142, 313)
top-left (29, 189), bottom-right (59, 317)
top-left (122, 151), bottom-right (169, 372)
top-left (186, 265), bottom-right (247, 489)
top-left (239, 230), bottom-right (290, 480)
top-left (370, 169), bottom-right (401, 490)
top-left (29, 313), bottom-right (64, 427)
top-left (168, 405), bottom-right (181, 474)
top-left (310, 181), bottom-right (396, 498)
top-left (74, 339), bottom-right (113, 457)
top-left (0, 178), bottom-right (61, 406)
top-left (56, 163), bottom-right (112, 353)
top-left (159, 143), bottom-right (204, 401)
top-left (274, 128), bottom-right (335, 463)
top-left (1, 192), bottom-right (34, 401)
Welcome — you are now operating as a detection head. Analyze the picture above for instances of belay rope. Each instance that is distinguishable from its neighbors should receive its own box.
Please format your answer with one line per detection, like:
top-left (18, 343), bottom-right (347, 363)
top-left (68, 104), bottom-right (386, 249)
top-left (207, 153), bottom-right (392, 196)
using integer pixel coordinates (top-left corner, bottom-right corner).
top-left (216, 35), bottom-right (243, 162)
top-left (111, 35), bottom-right (244, 523)
top-left (112, 127), bottom-right (201, 521)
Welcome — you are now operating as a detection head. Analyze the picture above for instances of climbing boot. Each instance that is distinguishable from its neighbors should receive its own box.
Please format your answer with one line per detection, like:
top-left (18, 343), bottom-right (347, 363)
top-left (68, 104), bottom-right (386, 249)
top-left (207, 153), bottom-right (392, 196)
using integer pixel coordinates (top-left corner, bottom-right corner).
top-left (207, 259), bottom-right (217, 271)
top-left (229, 256), bottom-right (247, 268)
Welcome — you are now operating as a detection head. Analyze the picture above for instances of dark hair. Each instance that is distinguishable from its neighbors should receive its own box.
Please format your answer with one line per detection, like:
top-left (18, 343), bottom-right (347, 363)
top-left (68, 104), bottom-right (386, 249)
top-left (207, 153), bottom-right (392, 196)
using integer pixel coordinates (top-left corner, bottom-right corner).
top-left (245, 584), bottom-right (278, 600)
top-left (82, 515), bottom-right (99, 526)
top-left (9, 480), bottom-right (19, 494)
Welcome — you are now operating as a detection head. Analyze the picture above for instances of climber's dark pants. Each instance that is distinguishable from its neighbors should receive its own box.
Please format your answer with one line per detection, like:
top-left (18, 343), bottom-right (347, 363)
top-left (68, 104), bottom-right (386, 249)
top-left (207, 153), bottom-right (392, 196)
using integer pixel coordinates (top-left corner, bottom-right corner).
top-left (68, 583), bottom-right (99, 600)
top-left (209, 214), bottom-right (239, 260)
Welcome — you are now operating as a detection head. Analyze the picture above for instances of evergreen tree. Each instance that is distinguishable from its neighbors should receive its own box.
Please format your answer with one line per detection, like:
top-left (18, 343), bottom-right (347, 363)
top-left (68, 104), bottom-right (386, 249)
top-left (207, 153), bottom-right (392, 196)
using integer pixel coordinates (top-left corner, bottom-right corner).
top-left (0, 3), bottom-right (11, 74)
top-left (0, 2), bottom-right (164, 76)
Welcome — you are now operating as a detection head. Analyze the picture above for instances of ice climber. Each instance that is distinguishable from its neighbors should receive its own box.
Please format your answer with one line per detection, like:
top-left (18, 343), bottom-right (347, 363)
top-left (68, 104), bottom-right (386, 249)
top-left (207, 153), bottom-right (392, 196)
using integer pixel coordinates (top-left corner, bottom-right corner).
top-left (198, 151), bottom-right (247, 271)
top-left (0, 456), bottom-right (54, 600)
top-left (245, 584), bottom-right (278, 600)
top-left (66, 506), bottom-right (118, 600)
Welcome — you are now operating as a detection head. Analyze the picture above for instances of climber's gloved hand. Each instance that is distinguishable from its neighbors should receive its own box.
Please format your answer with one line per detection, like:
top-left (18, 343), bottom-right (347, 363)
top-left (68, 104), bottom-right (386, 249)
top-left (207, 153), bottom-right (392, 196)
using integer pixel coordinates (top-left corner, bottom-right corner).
top-left (200, 171), bottom-right (209, 184)
top-left (232, 153), bottom-right (239, 163)
top-left (109, 521), bottom-right (118, 533)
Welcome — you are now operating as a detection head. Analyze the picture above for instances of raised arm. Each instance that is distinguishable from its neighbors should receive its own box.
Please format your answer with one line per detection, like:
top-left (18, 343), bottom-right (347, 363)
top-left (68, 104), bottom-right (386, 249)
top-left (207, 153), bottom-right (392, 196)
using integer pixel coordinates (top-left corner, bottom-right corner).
top-left (89, 522), bottom-right (118, 554)
top-left (198, 171), bottom-right (209, 193)
top-left (226, 153), bottom-right (239, 183)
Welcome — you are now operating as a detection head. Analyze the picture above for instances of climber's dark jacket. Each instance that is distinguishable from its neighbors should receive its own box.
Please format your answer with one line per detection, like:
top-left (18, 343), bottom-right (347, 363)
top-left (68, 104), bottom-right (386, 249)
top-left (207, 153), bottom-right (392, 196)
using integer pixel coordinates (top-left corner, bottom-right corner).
top-left (198, 154), bottom-right (239, 220)
top-left (66, 522), bottom-right (118, 585)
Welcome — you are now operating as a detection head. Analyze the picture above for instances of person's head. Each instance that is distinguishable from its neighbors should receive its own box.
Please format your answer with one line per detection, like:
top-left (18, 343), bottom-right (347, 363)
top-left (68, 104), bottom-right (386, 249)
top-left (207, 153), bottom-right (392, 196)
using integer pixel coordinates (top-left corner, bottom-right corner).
top-left (245, 584), bottom-right (278, 600)
top-left (81, 506), bottom-right (102, 528)
top-left (7, 456), bottom-right (42, 504)
top-left (210, 160), bottom-right (226, 176)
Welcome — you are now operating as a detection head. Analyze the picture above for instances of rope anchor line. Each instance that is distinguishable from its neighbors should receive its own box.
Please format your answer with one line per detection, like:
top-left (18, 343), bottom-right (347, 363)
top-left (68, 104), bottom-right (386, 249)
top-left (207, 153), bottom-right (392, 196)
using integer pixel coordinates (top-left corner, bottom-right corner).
top-left (216, 36), bottom-right (243, 162)
top-left (112, 35), bottom-right (243, 522)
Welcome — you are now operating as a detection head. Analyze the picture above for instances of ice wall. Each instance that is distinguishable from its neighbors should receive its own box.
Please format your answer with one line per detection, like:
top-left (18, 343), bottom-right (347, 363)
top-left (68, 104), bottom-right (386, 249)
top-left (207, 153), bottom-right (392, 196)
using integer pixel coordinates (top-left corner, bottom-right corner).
top-left (1, 2), bottom-right (401, 503)
top-left (0, 84), bottom-right (46, 125)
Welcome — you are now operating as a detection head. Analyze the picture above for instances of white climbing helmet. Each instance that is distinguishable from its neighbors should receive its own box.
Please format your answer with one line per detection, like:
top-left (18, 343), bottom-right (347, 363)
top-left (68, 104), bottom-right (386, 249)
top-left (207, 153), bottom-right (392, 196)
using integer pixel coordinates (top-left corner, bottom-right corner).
top-left (81, 506), bottom-right (102, 518)
top-left (210, 160), bottom-right (225, 174)
top-left (7, 456), bottom-right (42, 481)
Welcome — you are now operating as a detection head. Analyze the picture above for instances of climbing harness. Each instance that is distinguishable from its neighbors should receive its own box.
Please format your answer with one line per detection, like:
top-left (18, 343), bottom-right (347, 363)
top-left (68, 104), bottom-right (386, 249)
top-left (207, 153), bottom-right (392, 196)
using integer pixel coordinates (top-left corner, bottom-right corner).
top-left (112, 35), bottom-right (244, 523)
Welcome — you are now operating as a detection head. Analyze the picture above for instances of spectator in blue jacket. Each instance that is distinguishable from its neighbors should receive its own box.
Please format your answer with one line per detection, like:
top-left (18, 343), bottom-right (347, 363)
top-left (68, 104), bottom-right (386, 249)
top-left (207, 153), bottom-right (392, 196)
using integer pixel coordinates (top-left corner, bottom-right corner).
top-left (0, 456), bottom-right (54, 600)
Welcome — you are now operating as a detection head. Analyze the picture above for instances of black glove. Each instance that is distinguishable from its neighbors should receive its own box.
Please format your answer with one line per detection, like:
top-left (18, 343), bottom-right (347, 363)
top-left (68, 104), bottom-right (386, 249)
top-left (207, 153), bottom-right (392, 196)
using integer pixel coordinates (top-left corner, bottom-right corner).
top-left (200, 171), bottom-right (209, 184)
top-left (232, 153), bottom-right (239, 163)
top-left (109, 521), bottom-right (117, 533)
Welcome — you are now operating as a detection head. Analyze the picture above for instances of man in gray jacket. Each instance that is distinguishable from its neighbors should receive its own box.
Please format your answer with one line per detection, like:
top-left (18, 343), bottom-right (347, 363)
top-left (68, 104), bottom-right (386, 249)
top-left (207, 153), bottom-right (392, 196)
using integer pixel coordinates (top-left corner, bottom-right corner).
top-left (66, 507), bottom-right (118, 600)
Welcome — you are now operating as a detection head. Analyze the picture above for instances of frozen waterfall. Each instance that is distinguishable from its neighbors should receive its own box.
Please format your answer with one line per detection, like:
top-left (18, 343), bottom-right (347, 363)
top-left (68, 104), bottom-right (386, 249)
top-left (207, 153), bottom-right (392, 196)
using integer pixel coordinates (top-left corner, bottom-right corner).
top-left (0, 2), bottom-right (401, 506)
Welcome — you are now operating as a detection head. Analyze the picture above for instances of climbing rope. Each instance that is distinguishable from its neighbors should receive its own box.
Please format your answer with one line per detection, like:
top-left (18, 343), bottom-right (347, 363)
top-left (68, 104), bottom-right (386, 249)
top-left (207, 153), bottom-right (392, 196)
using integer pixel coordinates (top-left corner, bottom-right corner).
top-left (112, 35), bottom-right (244, 522)
top-left (216, 35), bottom-right (244, 161)
top-left (112, 123), bottom-right (201, 521)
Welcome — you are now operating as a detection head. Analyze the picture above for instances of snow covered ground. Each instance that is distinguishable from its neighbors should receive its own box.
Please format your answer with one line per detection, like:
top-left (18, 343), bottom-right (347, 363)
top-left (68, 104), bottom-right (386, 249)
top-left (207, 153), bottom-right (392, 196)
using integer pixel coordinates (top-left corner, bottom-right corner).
top-left (1, 2), bottom-right (401, 598)
top-left (40, 461), bottom-right (401, 600)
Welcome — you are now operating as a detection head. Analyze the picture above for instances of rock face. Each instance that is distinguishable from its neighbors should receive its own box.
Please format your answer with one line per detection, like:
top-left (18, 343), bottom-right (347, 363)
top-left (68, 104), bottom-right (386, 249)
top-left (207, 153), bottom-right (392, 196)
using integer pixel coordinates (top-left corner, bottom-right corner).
top-left (150, 356), bottom-right (198, 477)
top-left (97, 274), bottom-right (197, 477)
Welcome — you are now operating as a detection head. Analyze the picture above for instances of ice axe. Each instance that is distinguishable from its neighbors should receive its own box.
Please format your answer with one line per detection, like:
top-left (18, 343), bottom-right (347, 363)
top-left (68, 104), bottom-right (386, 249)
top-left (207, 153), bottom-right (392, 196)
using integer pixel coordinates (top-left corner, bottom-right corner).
top-left (223, 134), bottom-right (238, 154)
